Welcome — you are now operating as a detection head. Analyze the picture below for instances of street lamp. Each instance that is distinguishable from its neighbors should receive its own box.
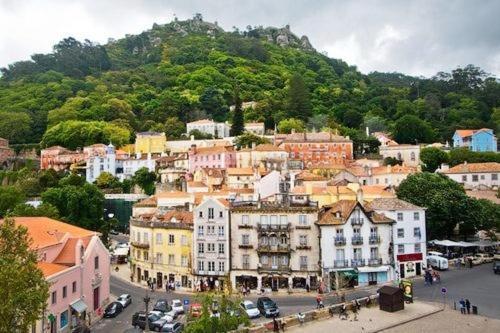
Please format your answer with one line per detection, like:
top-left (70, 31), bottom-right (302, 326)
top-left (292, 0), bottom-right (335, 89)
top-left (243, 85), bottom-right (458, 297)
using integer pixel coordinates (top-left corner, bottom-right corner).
top-left (143, 289), bottom-right (151, 332)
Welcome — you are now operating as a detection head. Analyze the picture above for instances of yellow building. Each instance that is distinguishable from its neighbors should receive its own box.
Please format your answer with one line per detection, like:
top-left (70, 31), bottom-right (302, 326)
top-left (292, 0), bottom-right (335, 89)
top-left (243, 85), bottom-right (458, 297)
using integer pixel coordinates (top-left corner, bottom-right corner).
top-left (135, 131), bottom-right (166, 154)
top-left (130, 210), bottom-right (194, 290)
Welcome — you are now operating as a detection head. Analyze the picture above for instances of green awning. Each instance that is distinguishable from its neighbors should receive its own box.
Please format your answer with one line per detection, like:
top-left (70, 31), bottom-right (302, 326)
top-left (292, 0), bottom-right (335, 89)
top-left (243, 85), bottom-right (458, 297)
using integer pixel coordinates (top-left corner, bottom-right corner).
top-left (339, 270), bottom-right (358, 279)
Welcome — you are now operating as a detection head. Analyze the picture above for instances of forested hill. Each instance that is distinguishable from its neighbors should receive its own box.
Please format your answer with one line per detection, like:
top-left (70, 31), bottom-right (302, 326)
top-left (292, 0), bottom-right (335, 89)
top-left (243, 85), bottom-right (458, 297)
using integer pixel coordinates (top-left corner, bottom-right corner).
top-left (0, 14), bottom-right (499, 149)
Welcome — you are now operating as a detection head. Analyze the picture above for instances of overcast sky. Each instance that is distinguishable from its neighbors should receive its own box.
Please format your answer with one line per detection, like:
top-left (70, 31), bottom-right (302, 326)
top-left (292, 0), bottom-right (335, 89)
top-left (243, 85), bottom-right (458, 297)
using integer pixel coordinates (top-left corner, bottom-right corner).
top-left (1, 0), bottom-right (499, 77)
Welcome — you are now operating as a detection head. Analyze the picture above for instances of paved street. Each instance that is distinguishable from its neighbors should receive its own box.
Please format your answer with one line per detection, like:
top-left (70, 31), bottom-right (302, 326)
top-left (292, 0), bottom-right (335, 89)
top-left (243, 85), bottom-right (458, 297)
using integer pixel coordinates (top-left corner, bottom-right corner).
top-left (93, 261), bottom-right (499, 332)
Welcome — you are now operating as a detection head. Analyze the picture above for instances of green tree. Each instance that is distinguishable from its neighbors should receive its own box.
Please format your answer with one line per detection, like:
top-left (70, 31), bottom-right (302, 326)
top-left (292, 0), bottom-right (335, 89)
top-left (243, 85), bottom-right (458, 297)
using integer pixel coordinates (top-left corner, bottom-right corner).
top-left (95, 172), bottom-right (121, 190)
top-left (133, 167), bottom-right (157, 195)
top-left (392, 115), bottom-right (435, 144)
top-left (383, 157), bottom-right (402, 166)
top-left (199, 88), bottom-right (228, 122)
top-left (448, 148), bottom-right (500, 166)
top-left (343, 109), bottom-right (363, 128)
top-left (188, 129), bottom-right (214, 140)
top-left (0, 217), bottom-right (50, 332)
top-left (286, 74), bottom-right (312, 121)
top-left (0, 186), bottom-right (25, 217)
top-left (420, 147), bottom-right (449, 172)
top-left (234, 132), bottom-right (270, 149)
top-left (277, 118), bottom-right (305, 134)
top-left (230, 86), bottom-right (244, 136)
top-left (397, 173), bottom-right (471, 239)
top-left (164, 117), bottom-right (186, 139)
top-left (0, 112), bottom-right (32, 144)
top-left (11, 203), bottom-right (60, 219)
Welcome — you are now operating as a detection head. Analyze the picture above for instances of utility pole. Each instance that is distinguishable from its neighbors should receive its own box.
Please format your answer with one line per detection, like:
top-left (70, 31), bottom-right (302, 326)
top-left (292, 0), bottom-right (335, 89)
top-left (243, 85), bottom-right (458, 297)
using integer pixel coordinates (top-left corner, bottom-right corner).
top-left (144, 288), bottom-right (151, 332)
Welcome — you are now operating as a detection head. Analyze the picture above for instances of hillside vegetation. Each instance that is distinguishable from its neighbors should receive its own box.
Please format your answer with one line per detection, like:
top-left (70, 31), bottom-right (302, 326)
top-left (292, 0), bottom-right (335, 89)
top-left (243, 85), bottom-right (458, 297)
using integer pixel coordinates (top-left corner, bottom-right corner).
top-left (0, 14), bottom-right (499, 148)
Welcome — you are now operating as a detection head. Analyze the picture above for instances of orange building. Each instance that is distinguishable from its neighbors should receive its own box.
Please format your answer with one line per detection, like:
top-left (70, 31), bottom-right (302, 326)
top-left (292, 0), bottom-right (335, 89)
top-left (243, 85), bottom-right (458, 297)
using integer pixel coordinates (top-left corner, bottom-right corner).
top-left (275, 132), bottom-right (353, 168)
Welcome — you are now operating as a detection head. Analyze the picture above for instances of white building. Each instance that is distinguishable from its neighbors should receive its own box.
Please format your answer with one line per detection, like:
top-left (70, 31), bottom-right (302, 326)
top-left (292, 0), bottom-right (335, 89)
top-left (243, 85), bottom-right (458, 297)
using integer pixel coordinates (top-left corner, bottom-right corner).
top-left (440, 162), bottom-right (499, 190)
top-left (244, 122), bottom-right (265, 135)
top-left (379, 144), bottom-right (420, 167)
top-left (317, 197), bottom-right (394, 291)
top-left (367, 198), bottom-right (427, 280)
top-left (229, 194), bottom-right (320, 292)
top-left (186, 119), bottom-right (231, 138)
top-left (122, 154), bottom-right (157, 179)
top-left (192, 197), bottom-right (230, 291)
top-left (85, 143), bottom-right (117, 183)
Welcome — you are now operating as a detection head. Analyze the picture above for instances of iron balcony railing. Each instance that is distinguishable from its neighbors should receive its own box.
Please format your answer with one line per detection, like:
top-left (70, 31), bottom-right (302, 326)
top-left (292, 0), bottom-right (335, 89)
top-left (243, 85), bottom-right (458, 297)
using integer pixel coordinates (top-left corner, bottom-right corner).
top-left (351, 236), bottom-right (363, 245)
top-left (258, 264), bottom-right (291, 273)
top-left (369, 234), bottom-right (381, 244)
top-left (334, 260), bottom-right (349, 268)
top-left (368, 258), bottom-right (382, 266)
top-left (257, 223), bottom-right (291, 232)
top-left (351, 259), bottom-right (365, 267)
top-left (351, 218), bottom-right (364, 226)
top-left (334, 236), bottom-right (346, 246)
top-left (257, 244), bottom-right (291, 253)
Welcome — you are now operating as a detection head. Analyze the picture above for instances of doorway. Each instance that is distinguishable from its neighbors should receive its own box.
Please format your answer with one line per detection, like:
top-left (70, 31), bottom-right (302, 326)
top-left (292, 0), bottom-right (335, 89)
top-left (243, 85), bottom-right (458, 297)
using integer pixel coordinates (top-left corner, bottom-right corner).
top-left (157, 272), bottom-right (163, 289)
top-left (399, 264), bottom-right (405, 279)
top-left (93, 287), bottom-right (100, 311)
top-left (416, 262), bottom-right (421, 276)
top-left (368, 272), bottom-right (377, 285)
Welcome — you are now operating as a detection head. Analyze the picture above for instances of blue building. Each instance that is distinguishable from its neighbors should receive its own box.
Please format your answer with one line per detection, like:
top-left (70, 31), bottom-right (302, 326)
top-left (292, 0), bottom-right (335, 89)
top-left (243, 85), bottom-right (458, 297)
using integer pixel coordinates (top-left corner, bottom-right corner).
top-left (452, 128), bottom-right (497, 152)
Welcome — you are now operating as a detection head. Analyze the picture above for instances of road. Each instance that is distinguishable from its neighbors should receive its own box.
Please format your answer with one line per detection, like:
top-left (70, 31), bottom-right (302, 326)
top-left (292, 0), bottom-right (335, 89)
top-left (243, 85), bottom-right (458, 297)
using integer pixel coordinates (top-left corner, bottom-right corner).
top-left (94, 261), bottom-right (500, 332)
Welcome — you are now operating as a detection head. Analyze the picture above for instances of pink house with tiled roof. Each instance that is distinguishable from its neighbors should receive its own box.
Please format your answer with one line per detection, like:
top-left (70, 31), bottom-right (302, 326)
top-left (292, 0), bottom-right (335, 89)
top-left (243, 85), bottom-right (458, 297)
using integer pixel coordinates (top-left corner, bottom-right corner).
top-left (188, 145), bottom-right (236, 174)
top-left (4, 217), bottom-right (111, 333)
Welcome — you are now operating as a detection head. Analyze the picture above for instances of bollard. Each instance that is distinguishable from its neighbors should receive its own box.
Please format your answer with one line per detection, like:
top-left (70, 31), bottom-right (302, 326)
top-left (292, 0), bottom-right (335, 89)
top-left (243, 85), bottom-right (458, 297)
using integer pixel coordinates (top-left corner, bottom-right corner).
top-left (472, 305), bottom-right (478, 315)
top-left (454, 301), bottom-right (456, 310)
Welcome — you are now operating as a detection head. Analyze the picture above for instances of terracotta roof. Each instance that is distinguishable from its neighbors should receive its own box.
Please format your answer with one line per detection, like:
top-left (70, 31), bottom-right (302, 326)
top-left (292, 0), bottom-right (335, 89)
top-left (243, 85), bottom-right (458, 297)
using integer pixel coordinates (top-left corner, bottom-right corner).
top-left (217, 198), bottom-right (230, 207)
top-left (291, 186), bottom-right (306, 194)
top-left (187, 181), bottom-right (207, 188)
top-left (37, 262), bottom-right (70, 278)
top-left (327, 186), bottom-right (356, 195)
top-left (156, 191), bottom-right (191, 198)
top-left (278, 132), bottom-right (351, 143)
top-left (296, 171), bottom-right (328, 181)
top-left (360, 185), bottom-right (394, 196)
top-left (253, 144), bottom-right (285, 152)
top-left (159, 210), bottom-right (193, 224)
top-left (466, 190), bottom-right (500, 204)
top-left (367, 198), bottom-right (423, 211)
top-left (54, 237), bottom-right (90, 265)
top-left (442, 162), bottom-right (500, 174)
top-left (5, 217), bottom-right (95, 249)
top-left (188, 119), bottom-right (215, 125)
top-left (317, 200), bottom-right (393, 226)
top-left (227, 167), bottom-right (254, 176)
top-left (192, 146), bottom-right (234, 154)
top-left (134, 196), bottom-right (157, 207)
top-left (454, 129), bottom-right (475, 138)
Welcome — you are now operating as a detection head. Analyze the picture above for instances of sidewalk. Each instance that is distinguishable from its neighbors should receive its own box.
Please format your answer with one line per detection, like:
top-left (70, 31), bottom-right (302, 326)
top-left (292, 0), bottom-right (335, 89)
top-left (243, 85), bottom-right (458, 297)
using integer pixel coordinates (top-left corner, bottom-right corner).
top-left (288, 301), bottom-right (443, 333)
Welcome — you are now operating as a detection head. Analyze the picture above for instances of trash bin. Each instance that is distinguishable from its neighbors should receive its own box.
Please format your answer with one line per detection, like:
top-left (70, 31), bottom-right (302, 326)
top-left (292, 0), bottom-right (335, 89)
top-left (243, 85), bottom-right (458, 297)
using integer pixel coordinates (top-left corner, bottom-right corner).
top-left (472, 305), bottom-right (478, 315)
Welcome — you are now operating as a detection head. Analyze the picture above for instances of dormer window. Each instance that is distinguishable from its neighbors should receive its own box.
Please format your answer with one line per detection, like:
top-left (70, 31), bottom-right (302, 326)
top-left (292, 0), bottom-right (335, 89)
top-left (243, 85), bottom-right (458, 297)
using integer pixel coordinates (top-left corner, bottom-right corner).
top-left (335, 212), bottom-right (341, 218)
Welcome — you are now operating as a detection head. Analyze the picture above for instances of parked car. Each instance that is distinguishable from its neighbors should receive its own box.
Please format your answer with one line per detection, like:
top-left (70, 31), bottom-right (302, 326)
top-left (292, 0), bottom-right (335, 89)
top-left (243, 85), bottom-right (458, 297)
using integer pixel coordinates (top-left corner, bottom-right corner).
top-left (475, 253), bottom-right (493, 264)
top-left (153, 299), bottom-right (178, 319)
top-left (493, 252), bottom-right (500, 260)
top-left (117, 294), bottom-right (132, 308)
top-left (171, 299), bottom-right (184, 314)
top-left (493, 260), bottom-right (500, 274)
top-left (427, 255), bottom-right (449, 270)
top-left (161, 322), bottom-right (184, 333)
top-left (240, 300), bottom-right (260, 319)
top-left (189, 303), bottom-right (202, 318)
top-left (104, 302), bottom-right (123, 318)
top-left (256, 297), bottom-right (279, 317)
top-left (151, 313), bottom-right (174, 331)
top-left (132, 311), bottom-right (161, 330)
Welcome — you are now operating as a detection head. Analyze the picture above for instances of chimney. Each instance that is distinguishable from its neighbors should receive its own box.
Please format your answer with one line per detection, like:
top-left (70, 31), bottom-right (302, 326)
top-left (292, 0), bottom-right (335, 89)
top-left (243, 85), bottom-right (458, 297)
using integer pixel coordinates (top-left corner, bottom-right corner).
top-left (356, 188), bottom-right (364, 203)
top-left (252, 142), bottom-right (256, 149)
top-left (190, 135), bottom-right (195, 141)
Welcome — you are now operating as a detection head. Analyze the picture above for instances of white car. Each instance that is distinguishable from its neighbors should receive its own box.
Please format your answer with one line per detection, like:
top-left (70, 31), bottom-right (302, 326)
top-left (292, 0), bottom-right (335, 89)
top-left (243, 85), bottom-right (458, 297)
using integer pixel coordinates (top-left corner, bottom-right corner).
top-left (150, 310), bottom-right (174, 323)
top-left (116, 294), bottom-right (132, 308)
top-left (171, 299), bottom-right (184, 314)
top-left (240, 300), bottom-right (260, 319)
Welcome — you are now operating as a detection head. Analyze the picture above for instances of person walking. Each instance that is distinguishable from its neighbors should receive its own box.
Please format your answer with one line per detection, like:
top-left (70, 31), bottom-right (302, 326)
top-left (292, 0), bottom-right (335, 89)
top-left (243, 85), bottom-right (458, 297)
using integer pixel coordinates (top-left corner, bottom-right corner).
top-left (459, 299), bottom-right (466, 314)
top-left (306, 284), bottom-right (310, 293)
top-left (465, 299), bottom-right (471, 314)
top-left (273, 318), bottom-right (279, 332)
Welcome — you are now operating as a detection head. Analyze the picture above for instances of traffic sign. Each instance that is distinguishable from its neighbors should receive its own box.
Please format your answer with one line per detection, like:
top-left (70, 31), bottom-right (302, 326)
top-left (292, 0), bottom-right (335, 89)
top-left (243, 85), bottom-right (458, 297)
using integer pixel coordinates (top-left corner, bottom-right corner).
top-left (183, 299), bottom-right (190, 306)
top-left (441, 287), bottom-right (447, 294)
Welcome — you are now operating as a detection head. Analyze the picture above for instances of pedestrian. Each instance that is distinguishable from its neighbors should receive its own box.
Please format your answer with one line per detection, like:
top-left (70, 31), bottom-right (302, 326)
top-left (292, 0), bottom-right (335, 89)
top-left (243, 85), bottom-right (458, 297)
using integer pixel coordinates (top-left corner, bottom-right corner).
top-left (316, 295), bottom-right (322, 309)
top-left (340, 303), bottom-right (348, 320)
top-left (280, 319), bottom-right (286, 332)
top-left (297, 312), bottom-right (305, 325)
top-left (273, 317), bottom-right (279, 332)
top-left (459, 298), bottom-right (466, 314)
top-left (306, 284), bottom-right (310, 293)
top-left (465, 299), bottom-right (471, 314)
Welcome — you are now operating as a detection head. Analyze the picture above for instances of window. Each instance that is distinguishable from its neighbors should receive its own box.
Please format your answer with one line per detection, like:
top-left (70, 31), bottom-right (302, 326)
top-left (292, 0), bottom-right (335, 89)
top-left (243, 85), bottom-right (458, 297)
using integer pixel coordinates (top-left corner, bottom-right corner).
top-left (218, 261), bottom-right (225, 272)
top-left (336, 228), bottom-right (344, 235)
top-left (218, 243), bottom-right (225, 254)
top-left (156, 253), bottom-right (163, 264)
top-left (72, 281), bottom-right (77, 293)
top-left (62, 286), bottom-right (67, 298)
top-left (472, 175), bottom-right (478, 182)
top-left (336, 249), bottom-right (345, 260)
top-left (60, 310), bottom-right (68, 328)
top-left (143, 232), bottom-right (149, 244)
top-left (198, 243), bottom-right (205, 254)
top-left (207, 225), bottom-right (215, 235)
top-left (299, 235), bottom-right (308, 246)
top-left (414, 227), bottom-right (421, 238)
top-left (397, 212), bottom-right (403, 221)
top-left (260, 215), bottom-right (268, 224)
top-left (261, 255), bottom-right (269, 265)
top-left (242, 254), bottom-right (250, 268)
top-left (299, 215), bottom-right (307, 225)
top-left (208, 261), bottom-right (215, 272)
top-left (480, 174), bottom-right (485, 180)
top-left (242, 234), bottom-right (250, 245)
top-left (168, 234), bottom-right (175, 245)
top-left (168, 254), bottom-right (175, 265)
top-left (397, 228), bottom-right (404, 238)
top-left (198, 226), bottom-right (204, 236)
top-left (198, 261), bottom-right (204, 271)
top-left (94, 256), bottom-right (99, 269)
top-left (51, 291), bottom-right (57, 304)
top-left (242, 215), bottom-right (249, 225)
top-left (370, 247), bottom-right (379, 259)
top-left (198, 211), bottom-right (203, 218)
top-left (398, 244), bottom-right (405, 254)
top-left (414, 243), bottom-right (421, 253)
top-left (353, 228), bottom-right (361, 236)
top-left (156, 233), bottom-right (163, 245)
top-left (300, 256), bottom-right (308, 268)
top-left (208, 208), bottom-right (214, 219)
top-left (353, 248), bottom-right (362, 259)
top-left (410, 152), bottom-right (415, 161)
top-left (462, 175), bottom-right (467, 182)
top-left (181, 235), bottom-right (188, 246)
top-left (207, 243), bottom-right (215, 252)
top-left (492, 173), bottom-right (498, 180)
top-left (280, 215), bottom-right (287, 225)
top-left (270, 215), bottom-right (277, 224)
top-left (414, 212), bottom-right (420, 221)
top-left (143, 251), bottom-right (149, 261)
top-left (181, 255), bottom-right (188, 267)
top-left (219, 211), bottom-right (223, 218)
top-left (218, 226), bottom-right (225, 237)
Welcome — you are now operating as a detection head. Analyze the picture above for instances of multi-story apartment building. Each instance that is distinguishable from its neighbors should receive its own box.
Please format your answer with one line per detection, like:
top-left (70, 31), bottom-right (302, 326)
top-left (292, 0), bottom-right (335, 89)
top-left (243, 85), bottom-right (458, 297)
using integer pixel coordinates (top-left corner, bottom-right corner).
top-left (192, 198), bottom-right (231, 291)
top-left (186, 119), bottom-right (231, 138)
top-left (317, 199), bottom-right (394, 291)
top-left (236, 144), bottom-right (288, 172)
top-left (452, 128), bottom-right (497, 152)
top-left (135, 131), bottom-right (166, 154)
top-left (276, 132), bottom-right (353, 168)
top-left (379, 144), bottom-right (420, 167)
top-left (367, 198), bottom-right (427, 279)
top-left (440, 162), bottom-right (499, 190)
top-left (348, 164), bottom-right (419, 187)
top-left (229, 194), bottom-right (320, 292)
top-left (226, 167), bottom-right (256, 189)
top-left (244, 122), bottom-right (265, 135)
top-left (130, 209), bottom-right (194, 290)
top-left (188, 145), bottom-right (236, 174)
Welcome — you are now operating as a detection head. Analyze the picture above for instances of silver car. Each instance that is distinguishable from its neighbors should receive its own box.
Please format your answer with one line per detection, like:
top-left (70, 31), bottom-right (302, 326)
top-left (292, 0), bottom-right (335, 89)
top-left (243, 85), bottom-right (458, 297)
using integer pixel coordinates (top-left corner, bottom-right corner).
top-left (117, 294), bottom-right (132, 308)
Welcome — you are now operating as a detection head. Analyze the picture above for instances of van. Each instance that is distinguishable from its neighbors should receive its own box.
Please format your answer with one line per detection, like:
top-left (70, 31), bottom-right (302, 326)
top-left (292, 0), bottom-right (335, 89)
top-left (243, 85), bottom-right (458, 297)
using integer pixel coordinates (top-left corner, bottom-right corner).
top-left (427, 255), bottom-right (449, 270)
top-left (428, 251), bottom-right (444, 257)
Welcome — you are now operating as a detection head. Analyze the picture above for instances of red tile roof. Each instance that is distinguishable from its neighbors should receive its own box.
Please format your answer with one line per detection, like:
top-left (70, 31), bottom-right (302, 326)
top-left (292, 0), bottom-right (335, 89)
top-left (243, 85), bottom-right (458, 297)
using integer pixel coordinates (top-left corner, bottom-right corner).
top-left (37, 262), bottom-right (70, 278)
top-left (443, 162), bottom-right (500, 174)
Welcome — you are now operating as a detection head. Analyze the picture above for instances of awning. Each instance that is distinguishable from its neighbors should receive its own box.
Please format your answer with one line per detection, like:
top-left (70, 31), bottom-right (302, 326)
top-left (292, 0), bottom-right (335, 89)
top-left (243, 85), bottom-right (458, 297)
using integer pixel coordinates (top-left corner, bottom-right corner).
top-left (356, 265), bottom-right (390, 273)
top-left (112, 247), bottom-right (129, 256)
top-left (70, 299), bottom-right (88, 313)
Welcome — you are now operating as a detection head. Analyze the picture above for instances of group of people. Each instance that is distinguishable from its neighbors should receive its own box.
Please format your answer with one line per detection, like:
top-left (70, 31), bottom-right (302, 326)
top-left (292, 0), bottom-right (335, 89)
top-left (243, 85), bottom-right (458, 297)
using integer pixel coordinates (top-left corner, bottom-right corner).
top-left (424, 269), bottom-right (441, 286)
top-left (240, 285), bottom-right (251, 296)
top-left (272, 317), bottom-right (286, 332)
top-left (459, 298), bottom-right (472, 314)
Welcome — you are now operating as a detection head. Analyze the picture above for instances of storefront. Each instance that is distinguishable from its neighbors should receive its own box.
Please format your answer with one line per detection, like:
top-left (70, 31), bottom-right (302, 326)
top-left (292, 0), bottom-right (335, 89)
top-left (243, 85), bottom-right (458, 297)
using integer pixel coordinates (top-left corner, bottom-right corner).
top-left (327, 269), bottom-right (358, 291)
top-left (235, 275), bottom-right (258, 290)
top-left (357, 266), bottom-right (390, 286)
top-left (70, 299), bottom-right (88, 331)
top-left (397, 253), bottom-right (423, 279)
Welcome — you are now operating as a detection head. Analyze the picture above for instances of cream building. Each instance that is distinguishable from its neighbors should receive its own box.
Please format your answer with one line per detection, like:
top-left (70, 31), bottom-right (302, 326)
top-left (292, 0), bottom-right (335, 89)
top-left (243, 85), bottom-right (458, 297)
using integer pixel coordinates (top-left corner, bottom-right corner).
top-left (379, 144), bottom-right (420, 167)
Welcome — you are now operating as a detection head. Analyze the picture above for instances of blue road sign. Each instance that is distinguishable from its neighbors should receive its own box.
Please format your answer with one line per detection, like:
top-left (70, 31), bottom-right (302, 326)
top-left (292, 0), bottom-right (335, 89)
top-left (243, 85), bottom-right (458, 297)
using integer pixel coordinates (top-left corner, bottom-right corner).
top-left (441, 287), bottom-right (447, 294)
top-left (183, 299), bottom-right (190, 306)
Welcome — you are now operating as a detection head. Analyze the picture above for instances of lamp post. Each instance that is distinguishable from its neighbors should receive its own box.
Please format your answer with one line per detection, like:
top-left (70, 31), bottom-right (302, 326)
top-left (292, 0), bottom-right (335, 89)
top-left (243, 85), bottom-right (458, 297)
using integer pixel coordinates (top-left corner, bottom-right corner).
top-left (143, 288), bottom-right (151, 332)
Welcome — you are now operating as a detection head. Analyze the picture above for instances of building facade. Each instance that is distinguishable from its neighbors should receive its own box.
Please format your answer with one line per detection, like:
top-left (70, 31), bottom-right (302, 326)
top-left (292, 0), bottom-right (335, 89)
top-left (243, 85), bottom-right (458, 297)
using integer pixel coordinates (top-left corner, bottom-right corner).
top-left (135, 132), bottom-right (166, 154)
top-left (40, 146), bottom-right (85, 171)
top-left (317, 200), bottom-right (394, 291)
top-left (379, 144), bottom-right (420, 167)
top-left (367, 198), bottom-right (427, 280)
top-left (453, 128), bottom-right (497, 152)
top-left (186, 119), bottom-right (231, 138)
top-left (0, 137), bottom-right (14, 166)
top-left (192, 198), bottom-right (231, 291)
top-left (244, 122), bottom-right (265, 135)
top-left (130, 210), bottom-right (194, 290)
top-left (440, 162), bottom-right (500, 189)
top-left (229, 194), bottom-right (320, 292)
top-left (188, 145), bottom-right (236, 174)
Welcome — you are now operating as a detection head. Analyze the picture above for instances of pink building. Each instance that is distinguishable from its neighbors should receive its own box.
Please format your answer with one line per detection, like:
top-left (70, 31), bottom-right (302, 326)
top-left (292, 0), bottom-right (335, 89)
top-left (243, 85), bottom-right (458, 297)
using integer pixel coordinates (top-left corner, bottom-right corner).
top-left (8, 217), bottom-right (110, 333)
top-left (188, 145), bottom-right (236, 174)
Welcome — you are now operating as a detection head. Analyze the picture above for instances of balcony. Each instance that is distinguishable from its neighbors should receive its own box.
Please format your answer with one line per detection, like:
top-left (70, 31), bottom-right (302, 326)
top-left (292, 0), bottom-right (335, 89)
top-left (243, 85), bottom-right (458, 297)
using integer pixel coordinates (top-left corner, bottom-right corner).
top-left (242, 263), bottom-right (250, 270)
top-left (257, 244), bottom-right (291, 253)
top-left (334, 260), bottom-right (349, 268)
top-left (369, 235), bottom-right (381, 244)
top-left (257, 223), bottom-right (290, 232)
top-left (131, 241), bottom-right (150, 249)
top-left (258, 264), bottom-right (291, 274)
top-left (296, 245), bottom-right (312, 250)
top-left (351, 259), bottom-right (365, 267)
top-left (295, 224), bottom-right (311, 230)
top-left (351, 218), bottom-right (364, 226)
top-left (334, 236), bottom-right (346, 246)
top-left (238, 244), bottom-right (253, 249)
top-left (368, 258), bottom-right (382, 266)
top-left (299, 265), bottom-right (308, 271)
top-left (238, 224), bottom-right (253, 229)
top-left (351, 236), bottom-right (363, 245)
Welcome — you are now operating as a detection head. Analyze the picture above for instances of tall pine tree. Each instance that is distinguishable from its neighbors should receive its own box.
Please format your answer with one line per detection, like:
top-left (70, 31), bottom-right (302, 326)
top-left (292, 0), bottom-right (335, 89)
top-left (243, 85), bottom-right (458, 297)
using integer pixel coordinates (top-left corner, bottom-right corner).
top-left (231, 85), bottom-right (245, 136)
top-left (286, 74), bottom-right (312, 121)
